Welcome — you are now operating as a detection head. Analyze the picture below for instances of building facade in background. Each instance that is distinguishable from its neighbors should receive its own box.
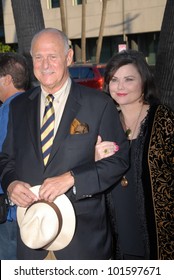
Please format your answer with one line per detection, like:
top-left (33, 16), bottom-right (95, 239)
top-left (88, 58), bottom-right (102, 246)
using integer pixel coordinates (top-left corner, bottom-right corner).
top-left (2, 0), bottom-right (167, 64)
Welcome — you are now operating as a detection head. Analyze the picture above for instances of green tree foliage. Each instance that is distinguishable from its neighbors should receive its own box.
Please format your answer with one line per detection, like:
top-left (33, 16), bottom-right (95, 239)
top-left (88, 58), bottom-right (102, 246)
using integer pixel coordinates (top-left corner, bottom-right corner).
top-left (0, 42), bottom-right (15, 52)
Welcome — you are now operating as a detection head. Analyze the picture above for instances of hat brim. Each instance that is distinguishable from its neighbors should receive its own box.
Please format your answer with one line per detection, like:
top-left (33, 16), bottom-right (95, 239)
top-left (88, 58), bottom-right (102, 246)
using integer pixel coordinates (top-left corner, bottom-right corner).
top-left (17, 185), bottom-right (76, 251)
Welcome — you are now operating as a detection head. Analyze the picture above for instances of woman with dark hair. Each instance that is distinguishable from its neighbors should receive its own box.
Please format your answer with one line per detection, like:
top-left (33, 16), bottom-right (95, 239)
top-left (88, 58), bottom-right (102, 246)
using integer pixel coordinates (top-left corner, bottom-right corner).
top-left (95, 50), bottom-right (174, 260)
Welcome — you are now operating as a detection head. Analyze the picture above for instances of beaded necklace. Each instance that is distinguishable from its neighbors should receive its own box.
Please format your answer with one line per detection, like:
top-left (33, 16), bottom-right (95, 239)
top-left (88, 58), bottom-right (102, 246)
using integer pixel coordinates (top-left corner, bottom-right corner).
top-left (120, 105), bottom-right (144, 187)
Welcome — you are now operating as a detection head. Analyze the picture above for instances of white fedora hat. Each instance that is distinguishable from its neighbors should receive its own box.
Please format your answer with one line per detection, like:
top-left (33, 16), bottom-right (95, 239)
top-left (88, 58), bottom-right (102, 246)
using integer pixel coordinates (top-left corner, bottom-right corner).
top-left (17, 185), bottom-right (76, 251)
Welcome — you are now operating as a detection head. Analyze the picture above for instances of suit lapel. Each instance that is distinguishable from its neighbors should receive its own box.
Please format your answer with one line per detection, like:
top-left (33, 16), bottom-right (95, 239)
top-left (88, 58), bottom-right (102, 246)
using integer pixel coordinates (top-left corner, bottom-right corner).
top-left (47, 83), bottom-right (82, 164)
top-left (25, 83), bottom-right (82, 168)
top-left (26, 87), bottom-right (43, 164)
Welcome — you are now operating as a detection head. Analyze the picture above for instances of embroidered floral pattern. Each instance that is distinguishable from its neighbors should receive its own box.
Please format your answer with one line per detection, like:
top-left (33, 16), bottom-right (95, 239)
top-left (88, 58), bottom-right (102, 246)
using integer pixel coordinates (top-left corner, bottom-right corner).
top-left (149, 105), bottom-right (174, 259)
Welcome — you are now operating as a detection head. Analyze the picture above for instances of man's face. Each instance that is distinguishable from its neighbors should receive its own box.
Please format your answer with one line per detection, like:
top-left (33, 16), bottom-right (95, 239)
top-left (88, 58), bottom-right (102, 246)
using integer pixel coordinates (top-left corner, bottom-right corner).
top-left (31, 32), bottom-right (73, 93)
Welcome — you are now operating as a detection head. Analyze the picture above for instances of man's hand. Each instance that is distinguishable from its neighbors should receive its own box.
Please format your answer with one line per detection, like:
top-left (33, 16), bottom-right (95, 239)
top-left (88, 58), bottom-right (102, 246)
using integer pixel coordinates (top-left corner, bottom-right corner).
top-left (7, 180), bottom-right (38, 207)
top-left (39, 172), bottom-right (74, 202)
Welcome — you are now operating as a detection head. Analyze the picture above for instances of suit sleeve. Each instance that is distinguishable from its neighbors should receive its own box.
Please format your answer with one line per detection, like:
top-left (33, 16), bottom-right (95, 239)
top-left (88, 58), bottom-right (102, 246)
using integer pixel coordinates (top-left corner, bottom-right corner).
top-left (71, 98), bottom-right (130, 200)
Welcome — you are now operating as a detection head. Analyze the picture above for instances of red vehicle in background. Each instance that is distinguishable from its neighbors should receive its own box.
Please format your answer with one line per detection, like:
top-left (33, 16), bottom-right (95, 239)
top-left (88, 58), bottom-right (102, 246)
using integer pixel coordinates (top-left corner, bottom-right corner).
top-left (68, 63), bottom-right (106, 91)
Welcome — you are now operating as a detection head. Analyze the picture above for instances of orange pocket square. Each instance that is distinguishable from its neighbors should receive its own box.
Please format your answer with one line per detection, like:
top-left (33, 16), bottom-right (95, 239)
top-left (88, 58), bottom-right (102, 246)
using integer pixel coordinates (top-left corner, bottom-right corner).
top-left (70, 118), bottom-right (89, 134)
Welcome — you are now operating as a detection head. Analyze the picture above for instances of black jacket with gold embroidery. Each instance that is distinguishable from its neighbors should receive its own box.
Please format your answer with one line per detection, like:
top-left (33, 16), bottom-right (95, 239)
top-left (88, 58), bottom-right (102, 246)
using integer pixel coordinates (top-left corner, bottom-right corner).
top-left (108, 104), bottom-right (174, 260)
top-left (143, 104), bottom-right (174, 259)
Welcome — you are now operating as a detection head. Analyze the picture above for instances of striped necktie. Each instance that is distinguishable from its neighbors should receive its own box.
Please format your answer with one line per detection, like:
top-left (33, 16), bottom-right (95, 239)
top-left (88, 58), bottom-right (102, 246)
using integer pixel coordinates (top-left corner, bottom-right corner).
top-left (41, 94), bottom-right (55, 165)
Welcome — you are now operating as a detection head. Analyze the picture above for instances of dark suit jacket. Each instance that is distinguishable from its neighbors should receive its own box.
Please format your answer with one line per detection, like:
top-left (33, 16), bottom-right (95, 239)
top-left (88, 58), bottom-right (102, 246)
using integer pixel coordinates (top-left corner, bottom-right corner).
top-left (0, 80), bottom-right (129, 260)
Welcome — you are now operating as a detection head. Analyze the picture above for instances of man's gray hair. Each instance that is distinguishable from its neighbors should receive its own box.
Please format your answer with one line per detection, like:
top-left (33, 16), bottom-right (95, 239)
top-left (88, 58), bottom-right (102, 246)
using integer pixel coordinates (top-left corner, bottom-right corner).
top-left (30, 28), bottom-right (70, 55)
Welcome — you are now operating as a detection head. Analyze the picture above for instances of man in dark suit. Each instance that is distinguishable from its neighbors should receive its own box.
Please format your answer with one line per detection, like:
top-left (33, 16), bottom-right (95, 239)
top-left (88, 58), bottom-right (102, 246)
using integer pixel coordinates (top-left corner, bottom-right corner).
top-left (0, 28), bottom-right (129, 260)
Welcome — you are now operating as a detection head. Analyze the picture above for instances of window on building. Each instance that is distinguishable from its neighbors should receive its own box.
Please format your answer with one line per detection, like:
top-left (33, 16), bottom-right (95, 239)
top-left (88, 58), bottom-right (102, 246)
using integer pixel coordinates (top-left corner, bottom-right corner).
top-left (72, 0), bottom-right (82, 6)
top-left (48, 0), bottom-right (60, 8)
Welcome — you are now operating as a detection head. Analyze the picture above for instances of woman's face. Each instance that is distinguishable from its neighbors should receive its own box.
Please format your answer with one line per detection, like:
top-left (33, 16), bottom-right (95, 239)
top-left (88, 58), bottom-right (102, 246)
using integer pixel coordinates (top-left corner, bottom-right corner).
top-left (109, 64), bottom-right (143, 106)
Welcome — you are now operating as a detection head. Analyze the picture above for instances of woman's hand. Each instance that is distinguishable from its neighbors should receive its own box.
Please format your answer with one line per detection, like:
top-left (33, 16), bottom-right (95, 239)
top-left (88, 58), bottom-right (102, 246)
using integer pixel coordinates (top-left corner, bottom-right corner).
top-left (95, 135), bottom-right (119, 161)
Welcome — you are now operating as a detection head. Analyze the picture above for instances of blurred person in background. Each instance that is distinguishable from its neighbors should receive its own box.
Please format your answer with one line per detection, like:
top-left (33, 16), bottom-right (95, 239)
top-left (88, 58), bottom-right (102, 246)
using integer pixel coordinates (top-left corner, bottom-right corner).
top-left (0, 52), bottom-right (30, 259)
top-left (95, 49), bottom-right (174, 260)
